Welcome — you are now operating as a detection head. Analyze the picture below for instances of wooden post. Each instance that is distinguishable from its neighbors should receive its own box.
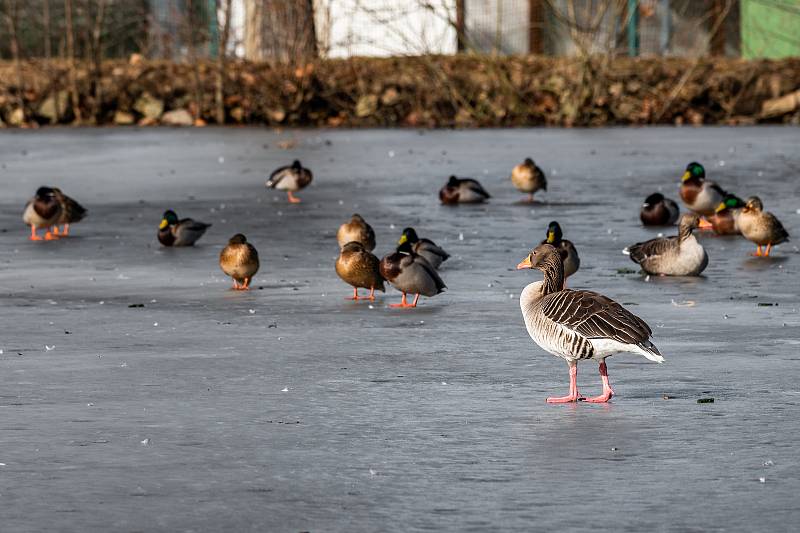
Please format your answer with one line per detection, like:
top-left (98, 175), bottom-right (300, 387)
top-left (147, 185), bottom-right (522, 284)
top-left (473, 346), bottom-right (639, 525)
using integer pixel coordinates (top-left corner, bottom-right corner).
top-left (528, 0), bottom-right (544, 54)
top-left (709, 0), bottom-right (726, 56)
top-left (627, 0), bottom-right (639, 57)
top-left (456, 0), bottom-right (466, 52)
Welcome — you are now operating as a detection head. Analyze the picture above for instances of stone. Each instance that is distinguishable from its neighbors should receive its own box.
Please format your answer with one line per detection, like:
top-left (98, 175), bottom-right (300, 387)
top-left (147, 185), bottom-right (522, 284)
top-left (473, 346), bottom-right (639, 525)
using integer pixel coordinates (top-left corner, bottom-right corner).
top-left (8, 107), bottom-right (25, 126)
top-left (161, 109), bottom-right (194, 126)
top-left (113, 111), bottom-right (135, 125)
top-left (355, 95), bottom-right (378, 118)
top-left (133, 93), bottom-right (164, 120)
top-left (37, 91), bottom-right (69, 123)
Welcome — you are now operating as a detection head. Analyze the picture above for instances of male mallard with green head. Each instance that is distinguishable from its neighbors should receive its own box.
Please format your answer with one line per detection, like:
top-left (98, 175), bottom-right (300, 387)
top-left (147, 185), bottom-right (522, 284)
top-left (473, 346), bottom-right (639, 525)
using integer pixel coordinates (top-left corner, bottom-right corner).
top-left (709, 194), bottom-right (746, 236)
top-left (22, 186), bottom-right (62, 241)
top-left (540, 221), bottom-right (579, 285)
top-left (640, 192), bottom-right (679, 226)
top-left (266, 160), bottom-right (313, 204)
top-left (336, 241), bottom-right (385, 300)
top-left (679, 162), bottom-right (734, 228)
top-left (219, 234), bottom-right (260, 290)
top-left (158, 209), bottom-right (212, 247)
top-left (398, 227), bottom-right (449, 269)
top-left (379, 241), bottom-right (446, 308)
top-left (738, 196), bottom-right (789, 257)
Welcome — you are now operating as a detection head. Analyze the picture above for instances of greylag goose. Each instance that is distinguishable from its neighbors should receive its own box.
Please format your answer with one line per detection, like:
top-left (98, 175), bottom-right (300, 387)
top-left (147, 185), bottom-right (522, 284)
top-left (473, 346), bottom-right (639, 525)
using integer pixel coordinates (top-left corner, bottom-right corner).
top-left (511, 158), bottom-right (547, 203)
top-left (379, 241), bottom-right (446, 308)
top-left (517, 244), bottom-right (664, 403)
top-left (22, 186), bottom-right (62, 240)
top-left (439, 176), bottom-right (490, 204)
top-left (158, 210), bottom-right (211, 247)
top-left (540, 221), bottom-right (579, 285)
top-left (398, 227), bottom-right (450, 269)
top-left (624, 214), bottom-right (708, 276)
top-left (266, 160), bottom-right (313, 203)
top-left (738, 196), bottom-right (789, 257)
top-left (219, 234), bottom-right (260, 290)
top-left (336, 241), bottom-right (385, 300)
top-left (640, 192), bottom-right (679, 226)
top-left (679, 161), bottom-right (736, 228)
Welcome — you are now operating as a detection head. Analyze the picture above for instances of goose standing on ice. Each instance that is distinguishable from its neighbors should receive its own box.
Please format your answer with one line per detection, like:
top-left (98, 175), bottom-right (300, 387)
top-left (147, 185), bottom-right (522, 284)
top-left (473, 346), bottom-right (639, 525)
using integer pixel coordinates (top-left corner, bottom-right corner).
top-left (517, 244), bottom-right (664, 403)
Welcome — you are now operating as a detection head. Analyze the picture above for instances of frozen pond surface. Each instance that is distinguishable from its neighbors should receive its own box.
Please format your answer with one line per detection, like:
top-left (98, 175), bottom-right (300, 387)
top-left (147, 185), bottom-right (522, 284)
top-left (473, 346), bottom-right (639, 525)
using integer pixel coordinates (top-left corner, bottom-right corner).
top-left (0, 127), bottom-right (798, 531)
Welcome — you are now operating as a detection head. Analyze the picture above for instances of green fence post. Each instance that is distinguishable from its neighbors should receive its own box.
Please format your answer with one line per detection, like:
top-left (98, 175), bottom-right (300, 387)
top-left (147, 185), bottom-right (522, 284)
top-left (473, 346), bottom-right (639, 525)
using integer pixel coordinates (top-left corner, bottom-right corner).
top-left (627, 0), bottom-right (639, 56)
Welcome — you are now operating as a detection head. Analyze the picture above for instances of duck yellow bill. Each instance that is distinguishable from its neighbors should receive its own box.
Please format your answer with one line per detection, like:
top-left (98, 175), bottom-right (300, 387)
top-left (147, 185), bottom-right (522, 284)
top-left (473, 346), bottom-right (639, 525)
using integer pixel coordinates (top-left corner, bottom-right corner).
top-left (516, 255), bottom-right (532, 270)
top-left (681, 171), bottom-right (691, 182)
top-left (547, 231), bottom-right (555, 243)
top-left (397, 234), bottom-right (408, 245)
top-left (159, 219), bottom-right (169, 229)
top-left (715, 202), bottom-right (726, 213)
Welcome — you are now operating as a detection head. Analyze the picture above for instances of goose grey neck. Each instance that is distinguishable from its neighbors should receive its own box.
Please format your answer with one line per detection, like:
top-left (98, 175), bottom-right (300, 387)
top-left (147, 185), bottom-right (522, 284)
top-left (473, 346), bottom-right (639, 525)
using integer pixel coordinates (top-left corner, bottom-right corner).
top-left (678, 222), bottom-right (694, 242)
top-left (540, 255), bottom-right (564, 295)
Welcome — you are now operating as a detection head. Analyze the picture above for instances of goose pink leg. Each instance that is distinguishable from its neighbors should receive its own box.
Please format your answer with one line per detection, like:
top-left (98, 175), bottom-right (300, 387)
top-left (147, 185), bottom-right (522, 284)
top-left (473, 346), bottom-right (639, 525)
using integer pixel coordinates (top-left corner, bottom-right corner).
top-left (547, 364), bottom-right (584, 403)
top-left (584, 361), bottom-right (614, 403)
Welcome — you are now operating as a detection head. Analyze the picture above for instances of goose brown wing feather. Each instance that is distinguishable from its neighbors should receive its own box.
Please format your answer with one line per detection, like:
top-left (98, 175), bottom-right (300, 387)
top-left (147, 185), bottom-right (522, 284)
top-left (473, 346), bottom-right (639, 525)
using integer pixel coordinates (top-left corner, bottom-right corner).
top-left (627, 236), bottom-right (677, 263)
top-left (540, 290), bottom-right (652, 344)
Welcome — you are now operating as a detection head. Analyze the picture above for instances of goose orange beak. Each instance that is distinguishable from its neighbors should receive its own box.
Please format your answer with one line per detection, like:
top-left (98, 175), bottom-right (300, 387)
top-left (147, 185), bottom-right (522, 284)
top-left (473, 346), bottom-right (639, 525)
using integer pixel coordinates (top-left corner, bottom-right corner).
top-left (516, 255), bottom-right (532, 270)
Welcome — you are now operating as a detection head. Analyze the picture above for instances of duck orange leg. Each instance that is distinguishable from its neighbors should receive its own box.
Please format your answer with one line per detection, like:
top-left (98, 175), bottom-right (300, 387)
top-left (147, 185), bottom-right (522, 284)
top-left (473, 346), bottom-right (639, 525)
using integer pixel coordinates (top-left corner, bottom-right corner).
top-left (527, 193), bottom-right (535, 203)
top-left (584, 361), bottom-right (614, 403)
top-left (547, 364), bottom-right (584, 403)
top-left (764, 243), bottom-right (773, 257)
top-left (347, 287), bottom-right (361, 300)
top-left (367, 287), bottom-right (376, 301)
top-left (61, 223), bottom-right (70, 236)
top-left (389, 292), bottom-right (417, 308)
top-left (287, 191), bottom-right (301, 204)
top-left (241, 277), bottom-right (251, 290)
top-left (753, 245), bottom-right (763, 257)
top-left (29, 226), bottom-right (44, 241)
top-left (45, 226), bottom-right (59, 240)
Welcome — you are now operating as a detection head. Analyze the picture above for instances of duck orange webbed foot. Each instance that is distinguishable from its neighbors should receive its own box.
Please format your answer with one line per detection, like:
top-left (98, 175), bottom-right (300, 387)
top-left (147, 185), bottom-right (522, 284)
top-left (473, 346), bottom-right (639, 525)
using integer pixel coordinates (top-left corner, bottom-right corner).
top-left (44, 231), bottom-right (59, 240)
top-left (389, 293), bottom-right (419, 308)
top-left (287, 192), bottom-right (302, 204)
top-left (697, 217), bottom-right (713, 229)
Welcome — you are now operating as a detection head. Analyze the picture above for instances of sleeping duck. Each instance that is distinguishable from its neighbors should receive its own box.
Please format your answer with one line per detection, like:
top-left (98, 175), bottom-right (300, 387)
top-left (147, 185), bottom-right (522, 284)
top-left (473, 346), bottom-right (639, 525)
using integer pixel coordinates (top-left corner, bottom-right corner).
top-left (398, 227), bottom-right (450, 269)
top-left (679, 162), bottom-right (735, 227)
top-left (738, 196), bottom-right (789, 257)
top-left (336, 214), bottom-right (375, 251)
top-left (51, 188), bottom-right (87, 237)
top-left (158, 210), bottom-right (212, 247)
top-left (335, 241), bottom-right (385, 300)
top-left (511, 158), bottom-right (547, 203)
top-left (640, 192), bottom-right (679, 226)
top-left (540, 221), bottom-right (579, 284)
top-left (439, 176), bottom-right (490, 205)
top-left (379, 241), bottom-right (446, 308)
top-left (708, 194), bottom-right (746, 236)
top-left (624, 213), bottom-right (707, 276)
top-left (22, 186), bottom-right (61, 240)
top-left (266, 160), bottom-right (313, 203)
top-left (219, 234), bottom-right (260, 290)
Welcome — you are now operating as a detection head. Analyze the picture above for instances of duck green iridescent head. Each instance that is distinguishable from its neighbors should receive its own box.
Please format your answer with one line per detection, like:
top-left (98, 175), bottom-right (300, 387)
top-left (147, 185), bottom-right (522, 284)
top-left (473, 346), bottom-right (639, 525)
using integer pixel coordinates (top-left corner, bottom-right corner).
top-left (545, 221), bottom-right (563, 244)
top-left (715, 194), bottom-right (745, 213)
top-left (159, 209), bottom-right (178, 230)
top-left (681, 162), bottom-right (705, 182)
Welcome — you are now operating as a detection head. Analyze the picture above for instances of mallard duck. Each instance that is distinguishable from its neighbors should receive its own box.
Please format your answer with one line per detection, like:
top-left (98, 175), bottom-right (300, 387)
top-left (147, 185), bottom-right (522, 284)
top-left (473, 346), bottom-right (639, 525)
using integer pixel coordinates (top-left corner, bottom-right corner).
top-left (708, 194), bottom-right (746, 236)
top-left (679, 162), bottom-right (735, 228)
top-left (398, 227), bottom-right (450, 269)
top-left (266, 160), bottom-right (313, 203)
top-left (379, 241), bottom-right (446, 308)
top-left (738, 196), bottom-right (789, 257)
top-left (22, 186), bottom-right (61, 241)
top-left (219, 234), bottom-right (260, 290)
top-left (336, 214), bottom-right (375, 251)
top-left (540, 221), bottom-right (579, 285)
top-left (640, 192), bottom-right (679, 226)
top-left (336, 241), bottom-right (385, 300)
top-left (158, 210), bottom-right (212, 247)
top-left (50, 188), bottom-right (87, 237)
top-left (439, 176), bottom-right (490, 205)
top-left (511, 158), bottom-right (547, 203)
top-left (623, 214), bottom-right (707, 276)
top-left (517, 243), bottom-right (663, 403)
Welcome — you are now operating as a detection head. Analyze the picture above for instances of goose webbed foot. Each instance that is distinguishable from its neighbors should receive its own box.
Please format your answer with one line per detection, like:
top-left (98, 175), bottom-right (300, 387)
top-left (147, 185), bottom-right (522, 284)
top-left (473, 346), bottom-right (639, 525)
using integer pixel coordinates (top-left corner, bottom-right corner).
top-left (583, 361), bottom-right (614, 403)
top-left (547, 364), bottom-right (584, 403)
